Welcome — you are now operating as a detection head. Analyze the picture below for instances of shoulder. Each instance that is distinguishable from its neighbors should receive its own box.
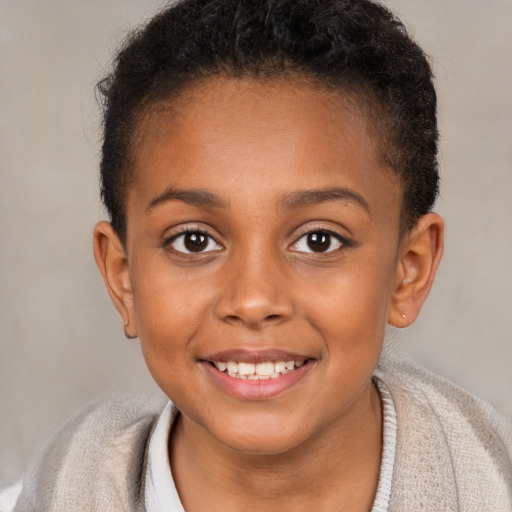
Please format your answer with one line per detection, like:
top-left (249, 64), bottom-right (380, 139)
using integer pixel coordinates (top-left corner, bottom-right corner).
top-left (12, 384), bottom-right (168, 512)
top-left (375, 352), bottom-right (512, 511)
top-left (375, 351), bottom-right (512, 443)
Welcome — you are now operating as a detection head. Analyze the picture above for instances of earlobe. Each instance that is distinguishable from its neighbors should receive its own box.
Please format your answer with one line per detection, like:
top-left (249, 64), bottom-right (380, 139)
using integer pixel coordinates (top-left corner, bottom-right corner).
top-left (389, 213), bottom-right (444, 327)
top-left (93, 221), bottom-right (138, 338)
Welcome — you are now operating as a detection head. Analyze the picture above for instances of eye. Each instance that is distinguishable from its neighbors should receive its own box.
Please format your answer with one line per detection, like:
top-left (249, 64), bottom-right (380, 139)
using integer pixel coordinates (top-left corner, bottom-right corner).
top-left (166, 230), bottom-right (222, 254)
top-left (291, 230), bottom-right (345, 254)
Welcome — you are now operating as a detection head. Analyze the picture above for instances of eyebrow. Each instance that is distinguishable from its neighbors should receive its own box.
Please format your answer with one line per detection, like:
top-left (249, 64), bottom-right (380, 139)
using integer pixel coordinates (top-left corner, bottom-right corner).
top-left (145, 187), bottom-right (228, 213)
top-left (145, 185), bottom-right (369, 214)
top-left (280, 187), bottom-right (370, 213)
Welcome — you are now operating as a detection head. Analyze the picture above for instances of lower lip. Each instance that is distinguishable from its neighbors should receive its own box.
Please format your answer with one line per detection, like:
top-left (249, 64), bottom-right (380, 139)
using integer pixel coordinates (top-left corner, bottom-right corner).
top-left (201, 360), bottom-right (314, 400)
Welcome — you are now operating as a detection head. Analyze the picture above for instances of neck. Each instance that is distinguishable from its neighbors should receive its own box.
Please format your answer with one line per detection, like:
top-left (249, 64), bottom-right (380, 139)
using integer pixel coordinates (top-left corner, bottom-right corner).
top-left (170, 381), bottom-right (382, 512)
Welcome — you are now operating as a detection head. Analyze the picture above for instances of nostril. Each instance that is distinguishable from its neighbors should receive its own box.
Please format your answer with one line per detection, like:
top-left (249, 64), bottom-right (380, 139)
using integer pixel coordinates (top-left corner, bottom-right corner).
top-left (214, 286), bottom-right (294, 327)
top-left (221, 312), bottom-right (285, 328)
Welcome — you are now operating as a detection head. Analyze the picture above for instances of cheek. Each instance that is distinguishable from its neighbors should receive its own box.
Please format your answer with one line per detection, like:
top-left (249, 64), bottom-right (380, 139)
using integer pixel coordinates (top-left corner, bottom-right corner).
top-left (300, 251), bottom-right (396, 349)
top-left (131, 261), bottom-right (215, 379)
top-left (133, 249), bottom-right (214, 325)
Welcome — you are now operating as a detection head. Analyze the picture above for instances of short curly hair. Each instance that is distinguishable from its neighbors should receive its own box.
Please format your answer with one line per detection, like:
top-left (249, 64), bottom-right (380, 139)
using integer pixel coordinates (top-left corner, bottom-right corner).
top-left (97, 0), bottom-right (439, 242)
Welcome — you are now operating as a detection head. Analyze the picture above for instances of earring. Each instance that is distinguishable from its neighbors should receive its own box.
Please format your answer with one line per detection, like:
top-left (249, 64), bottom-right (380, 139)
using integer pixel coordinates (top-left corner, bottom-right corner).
top-left (401, 311), bottom-right (407, 320)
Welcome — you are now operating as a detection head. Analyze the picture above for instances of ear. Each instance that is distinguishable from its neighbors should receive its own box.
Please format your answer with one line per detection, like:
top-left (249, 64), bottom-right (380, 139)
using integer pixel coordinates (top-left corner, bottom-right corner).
top-left (93, 221), bottom-right (138, 338)
top-left (388, 213), bottom-right (444, 327)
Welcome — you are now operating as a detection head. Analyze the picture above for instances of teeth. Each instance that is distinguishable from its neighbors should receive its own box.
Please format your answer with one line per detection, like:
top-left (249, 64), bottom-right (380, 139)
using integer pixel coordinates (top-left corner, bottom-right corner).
top-left (256, 362), bottom-right (275, 376)
top-left (216, 361), bottom-right (227, 372)
top-left (274, 361), bottom-right (287, 373)
top-left (239, 362), bottom-right (256, 375)
top-left (213, 359), bottom-right (307, 379)
top-left (226, 361), bottom-right (238, 374)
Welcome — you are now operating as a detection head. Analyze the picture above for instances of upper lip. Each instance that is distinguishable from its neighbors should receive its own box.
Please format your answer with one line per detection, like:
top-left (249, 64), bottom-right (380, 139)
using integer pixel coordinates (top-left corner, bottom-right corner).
top-left (201, 349), bottom-right (312, 364)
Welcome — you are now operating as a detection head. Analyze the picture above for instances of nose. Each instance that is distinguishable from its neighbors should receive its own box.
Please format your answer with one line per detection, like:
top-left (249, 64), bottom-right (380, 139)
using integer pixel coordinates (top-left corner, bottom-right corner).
top-left (214, 250), bottom-right (294, 329)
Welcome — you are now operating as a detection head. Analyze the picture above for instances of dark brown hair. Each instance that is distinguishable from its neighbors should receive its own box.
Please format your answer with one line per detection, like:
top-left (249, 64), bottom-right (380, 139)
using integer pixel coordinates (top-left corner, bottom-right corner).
top-left (98, 0), bottom-right (439, 241)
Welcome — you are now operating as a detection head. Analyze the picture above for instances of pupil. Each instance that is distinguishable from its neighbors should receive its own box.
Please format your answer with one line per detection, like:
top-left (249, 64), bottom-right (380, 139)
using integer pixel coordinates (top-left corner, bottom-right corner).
top-left (307, 232), bottom-right (330, 252)
top-left (184, 232), bottom-right (208, 252)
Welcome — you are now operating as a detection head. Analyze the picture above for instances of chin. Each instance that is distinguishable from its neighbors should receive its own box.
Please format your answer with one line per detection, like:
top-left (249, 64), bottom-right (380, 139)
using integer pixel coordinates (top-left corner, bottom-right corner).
top-left (211, 420), bottom-right (312, 456)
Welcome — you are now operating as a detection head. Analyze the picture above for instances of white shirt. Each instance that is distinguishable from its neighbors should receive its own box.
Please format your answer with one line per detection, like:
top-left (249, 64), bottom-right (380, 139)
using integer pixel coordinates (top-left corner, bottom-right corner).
top-left (0, 481), bottom-right (22, 512)
top-left (144, 402), bottom-right (185, 512)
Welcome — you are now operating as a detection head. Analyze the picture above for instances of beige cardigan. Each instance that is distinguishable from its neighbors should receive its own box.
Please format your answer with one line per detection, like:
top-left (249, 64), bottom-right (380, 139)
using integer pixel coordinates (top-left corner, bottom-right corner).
top-left (11, 354), bottom-right (512, 511)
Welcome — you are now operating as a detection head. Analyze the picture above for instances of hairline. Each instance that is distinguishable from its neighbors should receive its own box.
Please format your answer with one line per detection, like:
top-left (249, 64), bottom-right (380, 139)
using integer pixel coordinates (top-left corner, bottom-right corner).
top-left (116, 71), bottom-right (408, 244)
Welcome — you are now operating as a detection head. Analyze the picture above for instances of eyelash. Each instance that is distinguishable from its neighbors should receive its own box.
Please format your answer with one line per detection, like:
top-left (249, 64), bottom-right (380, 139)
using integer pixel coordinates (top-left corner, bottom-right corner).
top-left (164, 227), bottom-right (222, 255)
top-left (290, 229), bottom-right (350, 255)
top-left (163, 226), bottom-right (350, 256)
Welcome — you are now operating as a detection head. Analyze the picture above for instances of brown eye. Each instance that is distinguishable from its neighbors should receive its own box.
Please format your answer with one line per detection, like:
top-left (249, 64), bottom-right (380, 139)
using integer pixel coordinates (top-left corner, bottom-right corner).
top-left (291, 230), bottom-right (345, 254)
top-left (184, 232), bottom-right (208, 252)
top-left (167, 230), bottom-right (222, 254)
top-left (307, 232), bottom-right (332, 252)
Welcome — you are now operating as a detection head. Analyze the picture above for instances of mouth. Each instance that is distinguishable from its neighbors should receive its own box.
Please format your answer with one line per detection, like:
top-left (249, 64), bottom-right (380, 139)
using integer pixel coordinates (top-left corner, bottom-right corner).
top-left (200, 350), bottom-right (315, 400)
top-left (209, 359), bottom-right (306, 380)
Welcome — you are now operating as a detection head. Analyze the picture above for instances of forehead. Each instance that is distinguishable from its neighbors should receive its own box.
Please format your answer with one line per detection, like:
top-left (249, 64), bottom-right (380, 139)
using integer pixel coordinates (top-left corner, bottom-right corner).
top-left (128, 76), bottom-right (400, 224)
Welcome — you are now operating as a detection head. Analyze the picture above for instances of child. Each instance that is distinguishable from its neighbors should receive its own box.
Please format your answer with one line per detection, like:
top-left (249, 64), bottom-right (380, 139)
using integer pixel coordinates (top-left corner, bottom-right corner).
top-left (3, 0), bottom-right (511, 510)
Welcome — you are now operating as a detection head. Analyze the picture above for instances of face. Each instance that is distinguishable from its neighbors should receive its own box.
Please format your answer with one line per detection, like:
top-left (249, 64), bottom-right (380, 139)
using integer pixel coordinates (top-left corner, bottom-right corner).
top-left (123, 77), bottom-right (403, 454)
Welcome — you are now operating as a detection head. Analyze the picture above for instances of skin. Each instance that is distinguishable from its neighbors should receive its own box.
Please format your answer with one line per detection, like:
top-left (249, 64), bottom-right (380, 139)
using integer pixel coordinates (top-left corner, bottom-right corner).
top-left (94, 77), bottom-right (444, 511)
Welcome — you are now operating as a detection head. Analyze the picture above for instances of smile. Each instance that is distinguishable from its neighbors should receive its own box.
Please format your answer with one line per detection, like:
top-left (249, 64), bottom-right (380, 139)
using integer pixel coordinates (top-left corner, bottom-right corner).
top-left (212, 360), bottom-right (306, 380)
top-left (201, 351), bottom-right (315, 400)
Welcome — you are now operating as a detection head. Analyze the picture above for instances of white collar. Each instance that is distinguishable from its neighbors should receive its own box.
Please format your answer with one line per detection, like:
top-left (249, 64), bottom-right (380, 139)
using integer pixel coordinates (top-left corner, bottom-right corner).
top-left (144, 401), bottom-right (184, 512)
top-left (371, 378), bottom-right (397, 512)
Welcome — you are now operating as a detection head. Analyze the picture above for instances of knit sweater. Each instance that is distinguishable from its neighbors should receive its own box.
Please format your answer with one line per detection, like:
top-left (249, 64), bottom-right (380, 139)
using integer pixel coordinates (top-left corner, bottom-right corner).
top-left (9, 354), bottom-right (512, 511)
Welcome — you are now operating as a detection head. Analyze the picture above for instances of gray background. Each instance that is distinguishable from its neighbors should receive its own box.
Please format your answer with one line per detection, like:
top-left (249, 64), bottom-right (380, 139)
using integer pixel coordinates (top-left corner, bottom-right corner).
top-left (1, 0), bottom-right (511, 485)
